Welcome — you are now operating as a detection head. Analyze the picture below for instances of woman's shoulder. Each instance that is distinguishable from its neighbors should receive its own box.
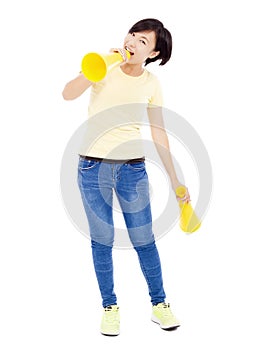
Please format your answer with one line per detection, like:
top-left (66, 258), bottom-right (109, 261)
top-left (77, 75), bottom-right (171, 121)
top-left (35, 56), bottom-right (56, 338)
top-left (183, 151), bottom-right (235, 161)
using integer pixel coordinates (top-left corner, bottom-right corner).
top-left (144, 68), bottom-right (161, 85)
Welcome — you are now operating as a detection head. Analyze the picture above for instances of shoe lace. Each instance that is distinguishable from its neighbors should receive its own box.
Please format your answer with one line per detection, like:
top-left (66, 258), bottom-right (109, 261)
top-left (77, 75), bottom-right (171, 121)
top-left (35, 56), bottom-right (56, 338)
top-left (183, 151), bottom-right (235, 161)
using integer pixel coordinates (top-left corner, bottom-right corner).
top-left (104, 306), bottom-right (119, 324)
top-left (158, 303), bottom-right (174, 318)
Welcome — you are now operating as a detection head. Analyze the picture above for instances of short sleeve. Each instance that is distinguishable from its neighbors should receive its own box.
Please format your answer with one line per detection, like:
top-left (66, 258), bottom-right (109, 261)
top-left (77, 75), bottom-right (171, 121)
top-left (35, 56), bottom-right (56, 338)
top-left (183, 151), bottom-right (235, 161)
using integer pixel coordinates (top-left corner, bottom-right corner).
top-left (148, 76), bottom-right (163, 108)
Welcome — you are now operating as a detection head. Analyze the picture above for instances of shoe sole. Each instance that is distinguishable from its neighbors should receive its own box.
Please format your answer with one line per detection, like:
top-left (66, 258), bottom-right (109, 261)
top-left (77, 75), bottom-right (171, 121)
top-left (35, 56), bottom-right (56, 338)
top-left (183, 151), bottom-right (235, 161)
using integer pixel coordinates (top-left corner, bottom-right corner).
top-left (151, 315), bottom-right (180, 330)
top-left (101, 331), bottom-right (120, 336)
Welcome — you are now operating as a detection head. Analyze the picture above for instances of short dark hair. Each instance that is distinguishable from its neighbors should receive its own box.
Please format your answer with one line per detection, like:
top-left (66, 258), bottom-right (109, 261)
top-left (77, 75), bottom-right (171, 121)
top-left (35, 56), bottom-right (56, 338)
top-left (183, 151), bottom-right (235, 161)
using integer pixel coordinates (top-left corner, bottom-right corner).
top-left (128, 18), bottom-right (172, 66)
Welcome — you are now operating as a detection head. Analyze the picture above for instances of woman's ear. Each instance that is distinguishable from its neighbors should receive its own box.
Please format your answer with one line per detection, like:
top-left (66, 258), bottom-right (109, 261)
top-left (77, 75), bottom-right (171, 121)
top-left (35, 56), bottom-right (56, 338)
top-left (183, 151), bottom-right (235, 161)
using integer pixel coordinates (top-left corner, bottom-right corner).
top-left (149, 51), bottom-right (160, 59)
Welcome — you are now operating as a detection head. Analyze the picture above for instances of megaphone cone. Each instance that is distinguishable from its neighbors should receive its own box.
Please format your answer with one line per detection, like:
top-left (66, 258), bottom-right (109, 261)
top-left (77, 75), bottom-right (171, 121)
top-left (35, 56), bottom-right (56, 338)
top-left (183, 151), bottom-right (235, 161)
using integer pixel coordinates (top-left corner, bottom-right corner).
top-left (175, 186), bottom-right (201, 233)
top-left (81, 51), bottom-right (130, 82)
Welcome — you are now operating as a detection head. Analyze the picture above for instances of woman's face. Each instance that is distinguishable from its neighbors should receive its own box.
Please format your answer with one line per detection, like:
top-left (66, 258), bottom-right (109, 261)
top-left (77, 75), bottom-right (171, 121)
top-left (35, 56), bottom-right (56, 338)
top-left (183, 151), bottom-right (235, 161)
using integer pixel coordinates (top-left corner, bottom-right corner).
top-left (123, 30), bottom-right (159, 65)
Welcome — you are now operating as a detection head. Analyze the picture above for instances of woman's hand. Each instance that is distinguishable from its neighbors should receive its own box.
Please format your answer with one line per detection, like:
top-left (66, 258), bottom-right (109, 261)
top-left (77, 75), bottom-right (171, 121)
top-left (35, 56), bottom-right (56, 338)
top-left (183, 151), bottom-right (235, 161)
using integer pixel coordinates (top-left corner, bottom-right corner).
top-left (174, 183), bottom-right (191, 204)
top-left (109, 48), bottom-right (129, 64)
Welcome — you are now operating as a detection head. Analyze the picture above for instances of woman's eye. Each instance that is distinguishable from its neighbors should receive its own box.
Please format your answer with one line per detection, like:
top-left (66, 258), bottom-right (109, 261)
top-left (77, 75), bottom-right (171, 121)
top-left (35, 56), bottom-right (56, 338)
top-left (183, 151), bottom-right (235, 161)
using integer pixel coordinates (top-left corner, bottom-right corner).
top-left (140, 40), bottom-right (146, 45)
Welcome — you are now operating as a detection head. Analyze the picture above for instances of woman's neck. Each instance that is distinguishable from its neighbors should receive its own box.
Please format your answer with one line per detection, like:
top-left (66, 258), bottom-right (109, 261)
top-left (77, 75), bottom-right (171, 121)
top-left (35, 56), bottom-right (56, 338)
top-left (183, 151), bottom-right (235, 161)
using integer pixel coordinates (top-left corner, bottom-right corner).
top-left (120, 63), bottom-right (144, 77)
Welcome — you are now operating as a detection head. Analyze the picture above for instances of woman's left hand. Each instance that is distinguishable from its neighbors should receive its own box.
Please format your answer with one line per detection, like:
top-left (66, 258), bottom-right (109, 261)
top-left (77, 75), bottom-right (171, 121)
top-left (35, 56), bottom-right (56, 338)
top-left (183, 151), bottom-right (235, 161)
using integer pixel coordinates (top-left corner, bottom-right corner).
top-left (173, 183), bottom-right (191, 203)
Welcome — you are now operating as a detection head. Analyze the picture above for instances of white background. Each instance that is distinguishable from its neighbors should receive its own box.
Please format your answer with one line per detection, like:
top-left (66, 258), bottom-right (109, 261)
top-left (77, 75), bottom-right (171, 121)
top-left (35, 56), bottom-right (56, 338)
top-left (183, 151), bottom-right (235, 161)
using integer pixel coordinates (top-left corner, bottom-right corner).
top-left (1, 0), bottom-right (273, 349)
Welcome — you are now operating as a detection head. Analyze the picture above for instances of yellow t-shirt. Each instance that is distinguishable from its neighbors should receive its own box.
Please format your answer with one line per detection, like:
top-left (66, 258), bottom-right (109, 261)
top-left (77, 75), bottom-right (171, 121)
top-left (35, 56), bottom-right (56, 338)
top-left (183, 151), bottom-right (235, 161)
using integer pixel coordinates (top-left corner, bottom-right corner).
top-left (79, 66), bottom-right (163, 159)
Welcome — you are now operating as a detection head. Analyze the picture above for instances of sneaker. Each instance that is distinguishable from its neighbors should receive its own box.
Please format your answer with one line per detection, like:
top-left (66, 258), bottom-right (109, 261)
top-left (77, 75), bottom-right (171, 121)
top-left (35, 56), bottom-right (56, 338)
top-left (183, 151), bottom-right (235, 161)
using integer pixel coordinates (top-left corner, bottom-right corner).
top-left (151, 302), bottom-right (180, 330)
top-left (100, 305), bottom-right (120, 336)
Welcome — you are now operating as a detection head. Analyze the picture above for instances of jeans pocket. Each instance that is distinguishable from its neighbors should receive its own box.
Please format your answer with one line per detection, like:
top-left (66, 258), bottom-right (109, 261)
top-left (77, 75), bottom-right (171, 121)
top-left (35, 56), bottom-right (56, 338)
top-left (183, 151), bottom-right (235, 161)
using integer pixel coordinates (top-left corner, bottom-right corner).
top-left (127, 162), bottom-right (146, 171)
top-left (78, 159), bottom-right (99, 170)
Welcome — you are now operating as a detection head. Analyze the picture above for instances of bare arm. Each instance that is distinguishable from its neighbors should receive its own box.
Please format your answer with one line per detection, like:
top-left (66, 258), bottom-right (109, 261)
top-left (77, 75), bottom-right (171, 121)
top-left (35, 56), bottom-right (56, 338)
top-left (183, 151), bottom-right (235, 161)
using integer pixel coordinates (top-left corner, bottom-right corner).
top-left (147, 107), bottom-right (190, 202)
top-left (62, 73), bottom-right (93, 100)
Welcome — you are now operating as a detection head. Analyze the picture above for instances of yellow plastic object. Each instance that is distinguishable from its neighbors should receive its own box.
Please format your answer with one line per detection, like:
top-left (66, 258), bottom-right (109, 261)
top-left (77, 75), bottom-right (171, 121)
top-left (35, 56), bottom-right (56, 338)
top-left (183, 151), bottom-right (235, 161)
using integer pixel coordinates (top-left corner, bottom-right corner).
top-left (175, 186), bottom-right (201, 233)
top-left (81, 50), bottom-right (130, 82)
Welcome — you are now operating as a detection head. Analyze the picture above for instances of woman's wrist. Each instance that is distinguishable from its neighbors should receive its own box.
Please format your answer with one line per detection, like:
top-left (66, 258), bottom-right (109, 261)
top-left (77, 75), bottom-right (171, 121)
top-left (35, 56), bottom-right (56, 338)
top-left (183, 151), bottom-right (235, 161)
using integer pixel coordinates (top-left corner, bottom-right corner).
top-left (171, 178), bottom-right (183, 192)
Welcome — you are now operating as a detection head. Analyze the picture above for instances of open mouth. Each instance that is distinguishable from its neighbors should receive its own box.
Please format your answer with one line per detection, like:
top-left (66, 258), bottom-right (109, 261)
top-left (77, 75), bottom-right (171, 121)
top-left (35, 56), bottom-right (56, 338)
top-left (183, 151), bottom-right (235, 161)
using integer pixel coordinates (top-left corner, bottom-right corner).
top-left (125, 46), bottom-right (134, 55)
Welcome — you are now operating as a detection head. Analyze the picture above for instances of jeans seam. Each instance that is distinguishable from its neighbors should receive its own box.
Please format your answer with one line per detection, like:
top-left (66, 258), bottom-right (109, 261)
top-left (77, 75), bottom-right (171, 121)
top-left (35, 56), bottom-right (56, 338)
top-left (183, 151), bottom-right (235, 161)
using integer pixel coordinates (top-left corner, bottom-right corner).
top-left (137, 253), bottom-right (153, 296)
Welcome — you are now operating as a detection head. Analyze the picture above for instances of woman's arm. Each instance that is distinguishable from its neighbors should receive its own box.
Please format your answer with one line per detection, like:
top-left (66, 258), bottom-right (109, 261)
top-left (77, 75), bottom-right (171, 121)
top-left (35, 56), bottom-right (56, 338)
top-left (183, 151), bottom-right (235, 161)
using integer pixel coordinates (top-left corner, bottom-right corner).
top-left (147, 107), bottom-right (190, 202)
top-left (62, 73), bottom-right (93, 100)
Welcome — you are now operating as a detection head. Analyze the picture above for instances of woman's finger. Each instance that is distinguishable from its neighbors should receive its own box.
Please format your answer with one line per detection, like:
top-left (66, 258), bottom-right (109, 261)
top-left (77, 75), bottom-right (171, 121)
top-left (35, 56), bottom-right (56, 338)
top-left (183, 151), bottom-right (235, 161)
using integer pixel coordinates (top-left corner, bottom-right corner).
top-left (109, 48), bottom-right (128, 62)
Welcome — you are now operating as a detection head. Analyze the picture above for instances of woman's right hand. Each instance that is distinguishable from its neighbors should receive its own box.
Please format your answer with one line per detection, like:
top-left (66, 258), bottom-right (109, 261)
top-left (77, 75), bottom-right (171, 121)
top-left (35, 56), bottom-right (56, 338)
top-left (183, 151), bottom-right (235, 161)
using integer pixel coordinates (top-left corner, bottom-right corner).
top-left (109, 48), bottom-right (129, 64)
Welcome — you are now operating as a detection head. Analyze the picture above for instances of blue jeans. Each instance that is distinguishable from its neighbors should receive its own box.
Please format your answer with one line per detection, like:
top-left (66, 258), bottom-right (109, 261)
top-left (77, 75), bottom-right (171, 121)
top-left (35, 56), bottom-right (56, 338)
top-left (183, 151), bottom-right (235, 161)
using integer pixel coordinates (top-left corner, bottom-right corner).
top-left (77, 157), bottom-right (166, 307)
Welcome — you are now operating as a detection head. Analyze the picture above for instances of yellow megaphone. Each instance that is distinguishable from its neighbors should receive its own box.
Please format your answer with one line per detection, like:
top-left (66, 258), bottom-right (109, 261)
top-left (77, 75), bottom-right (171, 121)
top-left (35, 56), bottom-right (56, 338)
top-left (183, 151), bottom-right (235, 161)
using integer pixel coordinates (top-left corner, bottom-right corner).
top-left (175, 186), bottom-right (201, 234)
top-left (81, 50), bottom-right (131, 82)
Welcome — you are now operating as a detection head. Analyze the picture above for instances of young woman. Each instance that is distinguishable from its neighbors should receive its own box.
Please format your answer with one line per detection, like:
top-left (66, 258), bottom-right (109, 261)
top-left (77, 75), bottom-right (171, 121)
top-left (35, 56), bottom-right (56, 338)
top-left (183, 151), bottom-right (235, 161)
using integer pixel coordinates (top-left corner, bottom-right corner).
top-left (62, 18), bottom-right (190, 336)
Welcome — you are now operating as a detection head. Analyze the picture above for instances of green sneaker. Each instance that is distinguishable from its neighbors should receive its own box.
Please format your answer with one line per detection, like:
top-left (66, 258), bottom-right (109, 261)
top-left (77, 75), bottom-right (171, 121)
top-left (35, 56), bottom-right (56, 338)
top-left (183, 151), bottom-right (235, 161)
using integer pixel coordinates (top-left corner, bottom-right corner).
top-left (100, 305), bottom-right (120, 336)
top-left (151, 302), bottom-right (180, 330)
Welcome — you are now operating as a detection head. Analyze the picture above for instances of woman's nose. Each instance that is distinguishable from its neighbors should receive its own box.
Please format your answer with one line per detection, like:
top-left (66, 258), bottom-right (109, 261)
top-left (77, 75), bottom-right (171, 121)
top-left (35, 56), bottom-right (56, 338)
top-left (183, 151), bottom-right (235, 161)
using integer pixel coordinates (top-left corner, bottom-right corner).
top-left (126, 38), bottom-right (136, 47)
